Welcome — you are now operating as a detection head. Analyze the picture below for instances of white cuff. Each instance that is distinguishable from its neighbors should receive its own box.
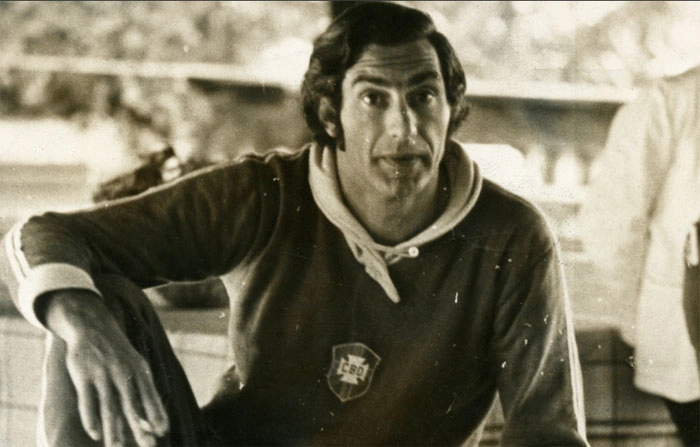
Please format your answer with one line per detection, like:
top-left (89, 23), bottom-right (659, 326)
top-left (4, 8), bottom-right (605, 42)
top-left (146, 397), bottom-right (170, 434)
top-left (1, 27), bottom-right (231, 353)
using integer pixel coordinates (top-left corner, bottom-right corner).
top-left (17, 263), bottom-right (100, 329)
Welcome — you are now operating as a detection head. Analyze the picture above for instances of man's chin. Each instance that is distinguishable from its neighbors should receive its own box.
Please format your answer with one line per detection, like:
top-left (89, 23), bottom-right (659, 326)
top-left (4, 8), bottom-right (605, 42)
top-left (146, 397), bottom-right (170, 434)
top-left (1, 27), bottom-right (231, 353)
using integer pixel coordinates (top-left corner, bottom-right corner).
top-left (379, 177), bottom-right (424, 201)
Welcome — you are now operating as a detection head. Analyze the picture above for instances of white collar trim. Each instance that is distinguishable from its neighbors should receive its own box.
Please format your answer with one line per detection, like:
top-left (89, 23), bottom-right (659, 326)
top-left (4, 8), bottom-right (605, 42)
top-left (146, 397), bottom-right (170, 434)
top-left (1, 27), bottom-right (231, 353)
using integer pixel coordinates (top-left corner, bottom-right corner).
top-left (308, 141), bottom-right (483, 303)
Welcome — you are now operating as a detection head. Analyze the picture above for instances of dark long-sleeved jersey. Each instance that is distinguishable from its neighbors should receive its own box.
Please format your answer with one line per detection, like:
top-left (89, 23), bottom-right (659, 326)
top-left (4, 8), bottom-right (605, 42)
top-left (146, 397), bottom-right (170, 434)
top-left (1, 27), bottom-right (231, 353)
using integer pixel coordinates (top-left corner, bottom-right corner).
top-left (1, 144), bottom-right (588, 446)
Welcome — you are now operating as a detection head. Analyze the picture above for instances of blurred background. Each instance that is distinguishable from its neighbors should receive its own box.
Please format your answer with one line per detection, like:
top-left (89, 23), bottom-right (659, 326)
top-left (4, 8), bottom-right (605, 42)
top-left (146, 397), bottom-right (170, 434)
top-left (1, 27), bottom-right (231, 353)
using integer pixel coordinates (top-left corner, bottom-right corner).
top-left (2, 1), bottom-right (700, 237)
top-left (2, 1), bottom-right (700, 446)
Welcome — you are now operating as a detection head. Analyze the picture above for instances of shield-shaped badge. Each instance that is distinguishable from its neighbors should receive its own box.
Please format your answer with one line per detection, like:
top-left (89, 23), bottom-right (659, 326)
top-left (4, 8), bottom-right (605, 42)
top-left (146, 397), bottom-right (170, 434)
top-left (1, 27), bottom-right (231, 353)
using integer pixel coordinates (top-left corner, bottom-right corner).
top-left (326, 342), bottom-right (381, 402)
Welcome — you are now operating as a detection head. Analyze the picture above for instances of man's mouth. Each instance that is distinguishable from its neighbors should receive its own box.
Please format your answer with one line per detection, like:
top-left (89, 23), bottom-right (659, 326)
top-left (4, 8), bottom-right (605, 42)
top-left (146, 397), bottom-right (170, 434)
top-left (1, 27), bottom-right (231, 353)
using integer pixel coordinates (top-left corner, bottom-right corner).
top-left (378, 155), bottom-right (423, 171)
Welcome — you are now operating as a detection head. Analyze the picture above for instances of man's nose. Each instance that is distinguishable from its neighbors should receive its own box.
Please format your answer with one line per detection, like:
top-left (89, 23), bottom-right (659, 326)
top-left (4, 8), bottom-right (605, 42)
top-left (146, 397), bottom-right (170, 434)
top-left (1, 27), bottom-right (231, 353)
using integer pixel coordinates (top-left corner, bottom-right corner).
top-left (387, 100), bottom-right (417, 141)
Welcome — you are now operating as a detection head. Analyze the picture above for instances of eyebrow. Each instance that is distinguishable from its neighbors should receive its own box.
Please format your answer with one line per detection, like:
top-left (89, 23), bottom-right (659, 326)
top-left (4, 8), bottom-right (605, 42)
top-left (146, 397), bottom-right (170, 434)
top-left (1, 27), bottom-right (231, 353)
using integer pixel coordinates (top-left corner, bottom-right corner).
top-left (350, 70), bottom-right (441, 88)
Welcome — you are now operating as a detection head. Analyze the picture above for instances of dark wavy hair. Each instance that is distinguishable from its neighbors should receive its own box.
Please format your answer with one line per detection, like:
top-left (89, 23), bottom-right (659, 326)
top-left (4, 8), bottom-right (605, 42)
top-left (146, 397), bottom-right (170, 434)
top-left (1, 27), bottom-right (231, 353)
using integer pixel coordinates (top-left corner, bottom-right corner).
top-left (301, 2), bottom-right (469, 149)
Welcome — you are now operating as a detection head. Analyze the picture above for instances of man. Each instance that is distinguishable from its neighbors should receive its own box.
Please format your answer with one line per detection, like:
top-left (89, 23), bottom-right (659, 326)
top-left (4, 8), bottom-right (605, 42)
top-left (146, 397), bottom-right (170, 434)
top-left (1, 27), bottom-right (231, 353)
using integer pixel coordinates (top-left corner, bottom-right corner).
top-left (579, 64), bottom-right (700, 446)
top-left (0, 3), bottom-right (589, 446)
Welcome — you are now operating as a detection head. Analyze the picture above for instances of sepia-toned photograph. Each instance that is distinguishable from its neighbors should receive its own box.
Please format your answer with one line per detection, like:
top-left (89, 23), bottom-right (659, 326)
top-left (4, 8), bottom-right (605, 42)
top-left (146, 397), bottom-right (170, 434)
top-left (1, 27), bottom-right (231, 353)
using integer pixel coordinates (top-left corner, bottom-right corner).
top-left (1, 1), bottom-right (700, 446)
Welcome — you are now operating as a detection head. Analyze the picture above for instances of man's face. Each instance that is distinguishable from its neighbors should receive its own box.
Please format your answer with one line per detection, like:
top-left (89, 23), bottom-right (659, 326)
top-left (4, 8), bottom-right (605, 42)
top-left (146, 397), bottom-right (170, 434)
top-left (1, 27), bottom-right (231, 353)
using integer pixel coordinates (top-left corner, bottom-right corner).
top-left (335, 39), bottom-right (451, 201)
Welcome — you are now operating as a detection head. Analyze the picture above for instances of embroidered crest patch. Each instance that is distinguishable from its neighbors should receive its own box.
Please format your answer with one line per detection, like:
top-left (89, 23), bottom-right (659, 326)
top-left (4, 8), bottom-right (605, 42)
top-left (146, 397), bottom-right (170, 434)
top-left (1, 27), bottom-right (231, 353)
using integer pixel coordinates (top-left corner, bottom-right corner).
top-left (326, 342), bottom-right (381, 402)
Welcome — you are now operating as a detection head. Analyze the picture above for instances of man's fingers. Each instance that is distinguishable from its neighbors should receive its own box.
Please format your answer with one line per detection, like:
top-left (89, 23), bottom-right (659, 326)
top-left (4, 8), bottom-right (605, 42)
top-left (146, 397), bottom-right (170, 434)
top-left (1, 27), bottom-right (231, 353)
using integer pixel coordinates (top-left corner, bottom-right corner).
top-left (114, 415), bottom-right (128, 447)
top-left (74, 381), bottom-right (102, 441)
top-left (99, 384), bottom-right (126, 447)
top-left (137, 370), bottom-right (169, 435)
top-left (124, 415), bottom-right (157, 447)
top-left (120, 374), bottom-right (160, 447)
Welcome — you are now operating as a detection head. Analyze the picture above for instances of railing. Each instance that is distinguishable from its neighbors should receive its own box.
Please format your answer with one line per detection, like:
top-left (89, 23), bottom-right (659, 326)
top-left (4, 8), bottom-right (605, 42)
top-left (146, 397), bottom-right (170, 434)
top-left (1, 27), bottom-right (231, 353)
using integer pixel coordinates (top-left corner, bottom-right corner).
top-left (0, 54), bottom-right (635, 104)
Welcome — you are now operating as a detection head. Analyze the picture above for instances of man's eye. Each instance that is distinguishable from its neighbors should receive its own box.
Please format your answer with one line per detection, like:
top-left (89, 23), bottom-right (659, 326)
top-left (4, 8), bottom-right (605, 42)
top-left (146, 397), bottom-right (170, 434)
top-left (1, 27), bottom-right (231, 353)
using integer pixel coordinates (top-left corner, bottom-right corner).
top-left (361, 92), bottom-right (384, 106)
top-left (414, 90), bottom-right (435, 105)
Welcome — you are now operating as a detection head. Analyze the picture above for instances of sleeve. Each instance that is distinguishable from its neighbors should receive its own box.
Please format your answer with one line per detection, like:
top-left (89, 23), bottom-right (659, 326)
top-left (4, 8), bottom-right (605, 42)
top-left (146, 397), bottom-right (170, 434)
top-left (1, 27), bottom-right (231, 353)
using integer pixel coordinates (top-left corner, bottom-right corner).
top-left (491, 225), bottom-right (589, 446)
top-left (0, 162), bottom-right (266, 328)
top-left (576, 83), bottom-right (674, 319)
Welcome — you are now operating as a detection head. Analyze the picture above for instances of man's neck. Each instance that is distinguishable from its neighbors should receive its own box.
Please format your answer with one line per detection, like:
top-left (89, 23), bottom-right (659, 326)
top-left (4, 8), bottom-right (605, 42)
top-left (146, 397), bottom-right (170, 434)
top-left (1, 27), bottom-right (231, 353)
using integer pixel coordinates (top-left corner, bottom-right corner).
top-left (341, 173), bottom-right (449, 246)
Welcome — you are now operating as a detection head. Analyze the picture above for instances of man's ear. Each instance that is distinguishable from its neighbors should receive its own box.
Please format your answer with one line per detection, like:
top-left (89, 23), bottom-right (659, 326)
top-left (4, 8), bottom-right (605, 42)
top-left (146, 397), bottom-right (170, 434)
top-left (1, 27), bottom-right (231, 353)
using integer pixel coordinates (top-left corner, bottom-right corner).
top-left (318, 97), bottom-right (338, 138)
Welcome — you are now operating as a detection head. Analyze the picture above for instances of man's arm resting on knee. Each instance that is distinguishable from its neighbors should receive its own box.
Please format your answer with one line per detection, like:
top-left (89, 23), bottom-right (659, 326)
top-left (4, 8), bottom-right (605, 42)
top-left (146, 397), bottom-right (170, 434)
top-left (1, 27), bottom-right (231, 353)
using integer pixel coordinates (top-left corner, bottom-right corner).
top-left (38, 290), bottom-right (170, 447)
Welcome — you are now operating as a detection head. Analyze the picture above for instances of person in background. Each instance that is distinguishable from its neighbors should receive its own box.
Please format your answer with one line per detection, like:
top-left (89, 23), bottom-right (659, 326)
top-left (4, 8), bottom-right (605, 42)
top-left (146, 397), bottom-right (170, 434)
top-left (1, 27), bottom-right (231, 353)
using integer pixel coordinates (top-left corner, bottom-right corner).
top-left (0, 3), bottom-right (589, 446)
top-left (578, 64), bottom-right (700, 446)
top-left (684, 218), bottom-right (700, 375)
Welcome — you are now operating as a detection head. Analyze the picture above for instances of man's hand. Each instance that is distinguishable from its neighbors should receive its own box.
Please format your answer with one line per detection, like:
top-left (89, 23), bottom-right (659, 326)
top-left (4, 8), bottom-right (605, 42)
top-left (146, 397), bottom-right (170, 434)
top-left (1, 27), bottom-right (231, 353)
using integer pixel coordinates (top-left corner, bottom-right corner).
top-left (42, 290), bottom-right (170, 447)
